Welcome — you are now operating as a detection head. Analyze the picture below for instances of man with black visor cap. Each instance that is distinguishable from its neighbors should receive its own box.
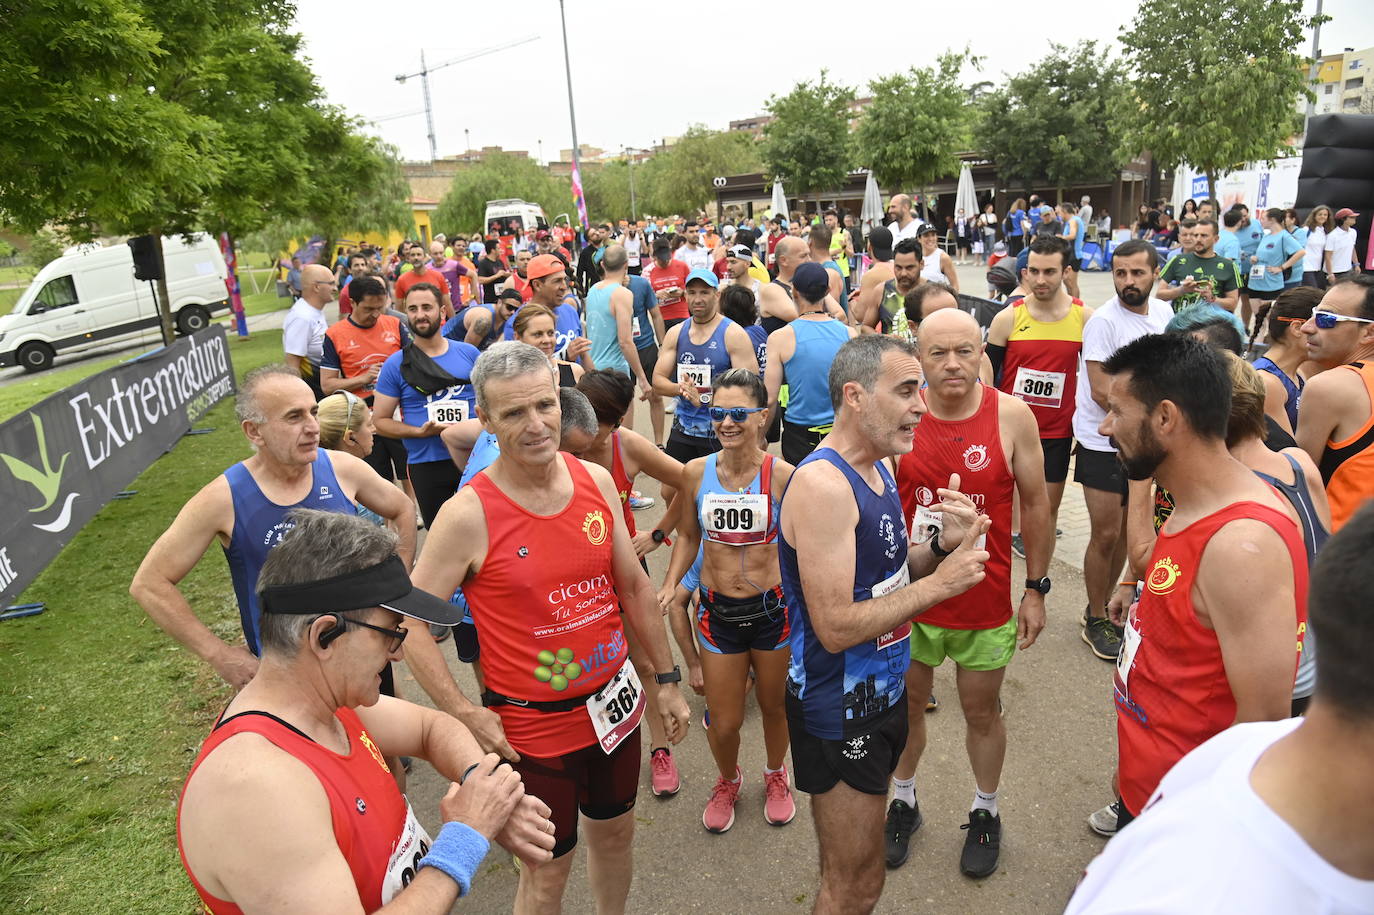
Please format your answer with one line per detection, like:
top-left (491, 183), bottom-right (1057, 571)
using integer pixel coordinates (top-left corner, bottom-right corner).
top-left (176, 509), bottom-right (557, 914)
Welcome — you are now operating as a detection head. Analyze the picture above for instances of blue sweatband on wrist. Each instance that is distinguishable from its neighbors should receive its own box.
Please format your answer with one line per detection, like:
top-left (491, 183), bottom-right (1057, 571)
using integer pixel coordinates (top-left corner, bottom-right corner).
top-left (418, 821), bottom-right (490, 897)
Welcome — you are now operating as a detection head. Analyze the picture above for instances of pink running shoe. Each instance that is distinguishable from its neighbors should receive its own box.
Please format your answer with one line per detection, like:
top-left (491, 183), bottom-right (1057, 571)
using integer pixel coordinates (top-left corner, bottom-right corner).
top-left (763, 767), bottom-right (796, 826)
top-left (649, 748), bottom-right (680, 798)
top-left (702, 768), bottom-right (742, 833)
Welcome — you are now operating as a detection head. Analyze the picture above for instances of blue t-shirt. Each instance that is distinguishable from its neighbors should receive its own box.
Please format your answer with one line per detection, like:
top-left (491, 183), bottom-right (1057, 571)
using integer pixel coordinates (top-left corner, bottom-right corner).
top-left (1248, 229), bottom-right (1302, 293)
top-left (1287, 228), bottom-right (1308, 283)
top-left (1237, 221), bottom-right (1263, 265)
top-left (1216, 229), bottom-right (1241, 263)
top-left (374, 340), bottom-right (480, 464)
top-left (459, 431), bottom-right (501, 488)
top-left (502, 301), bottom-right (583, 360)
top-left (1008, 208), bottom-right (1025, 237)
top-left (780, 448), bottom-right (910, 739)
top-left (628, 274), bottom-right (658, 350)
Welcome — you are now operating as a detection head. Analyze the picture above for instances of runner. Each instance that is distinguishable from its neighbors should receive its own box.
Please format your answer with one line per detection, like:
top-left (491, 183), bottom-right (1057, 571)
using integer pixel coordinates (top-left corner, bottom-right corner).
top-left (651, 269), bottom-right (760, 465)
top-left (176, 509), bottom-right (556, 913)
top-left (501, 253), bottom-right (592, 369)
top-left (765, 262), bottom-right (857, 464)
top-left (1100, 333), bottom-right (1307, 831)
top-left (476, 240), bottom-right (511, 306)
top-left (674, 221), bottom-right (714, 273)
top-left (852, 227), bottom-right (897, 331)
top-left (808, 224), bottom-right (846, 305)
top-left (1066, 505), bottom-right (1374, 915)
top-left (647, 236), bottom-right (691, 331)
top-left (1156, 218), bottom-right (1241, 313)
top-left (1323, 207), bottom-right (1360, 285)
top-left (1073, 240), bottom-right (1174, 661)
top-left (887, 309), bottom-right (1050, 877)
top-left (399, 342), bottom-right (692, 912)
top-left (512, 303), bottom-right (584, 387)
top-left (508, 249), bottom-right (534, 302)
top-left (1296, 275), bottom-right (1374, 531)
top-left (395, 242), bottom-right (453, 317)
top-left (336, 250), bottom-right (370, 319)
top-left (1057, 202), bottom-right (1085, 298)
top-left (758, 237), bottom-right (804, 330)
top-left (586, 244), bottom-right (653, 431)
top-left (779, 334), bottom-right (990, 915)
top-left (918, 224), bottom-right (960, 293)
top-left (1248, 285), bottom-right (1320, 434)
top-left (451, 287), bottom-right (521, 351)
top-left (657, 370), bottom-right (798, 833)
top-left (987, 236), bottom-right (1093, 553)
top-left (131, 365), bottom-right (416, 686)
top-left (1246, 208), bottom-right (1306, 322)
top-left (863, 237), bottom-right (926, 338)
top-left (429, 240), bottom-right (467, 307)
top-left (824, 209), bottom-right (854, 296)
top-left (282, 263), bottom-right (334, 399)
top-left (372, 283), bottom-right (481, 529)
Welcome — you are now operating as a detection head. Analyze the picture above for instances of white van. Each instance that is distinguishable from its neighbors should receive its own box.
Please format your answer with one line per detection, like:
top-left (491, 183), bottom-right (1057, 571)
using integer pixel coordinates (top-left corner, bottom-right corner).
top-left (0, 235), bottom-right (229, 372)
top-left (484, 199), bottom-right (549, 240)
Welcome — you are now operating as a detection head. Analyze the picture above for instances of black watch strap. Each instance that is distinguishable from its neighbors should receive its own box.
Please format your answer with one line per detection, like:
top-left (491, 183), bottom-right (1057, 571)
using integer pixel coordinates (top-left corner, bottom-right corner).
top-left (654, 666), bottom-right (682, 685)
top-left (929, 533), bottom-right (953, 558)
top-left (651, 529), bottom-right (667, 544)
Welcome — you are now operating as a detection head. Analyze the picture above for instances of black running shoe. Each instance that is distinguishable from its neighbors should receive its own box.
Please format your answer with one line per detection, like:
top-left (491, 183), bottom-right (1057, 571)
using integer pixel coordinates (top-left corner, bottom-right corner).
top-left (884, 798), bottom-right (923, 869)
top-left (1010, 533), bottom-right (1026, 559)
top-left (959, 809), bottom-right (1001, 878)
top-left (1082, 615), bottom-right (1122, 661)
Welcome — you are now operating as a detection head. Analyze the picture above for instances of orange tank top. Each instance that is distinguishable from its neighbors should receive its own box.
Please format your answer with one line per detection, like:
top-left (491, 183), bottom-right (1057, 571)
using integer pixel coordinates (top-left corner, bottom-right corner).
top-left (177, 707), bottom-right (425, 913)
top-left (465, 454), bottom-right (628, 756)
top-left (1319, 360), bottom-right (1374, 531)
top-left (1114, 500), bottom-right (1307, 814)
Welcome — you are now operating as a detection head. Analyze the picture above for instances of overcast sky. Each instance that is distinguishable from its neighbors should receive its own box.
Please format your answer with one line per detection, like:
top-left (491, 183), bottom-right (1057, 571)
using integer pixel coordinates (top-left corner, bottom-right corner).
top-left (293, 0), bottom-right (1374, 164)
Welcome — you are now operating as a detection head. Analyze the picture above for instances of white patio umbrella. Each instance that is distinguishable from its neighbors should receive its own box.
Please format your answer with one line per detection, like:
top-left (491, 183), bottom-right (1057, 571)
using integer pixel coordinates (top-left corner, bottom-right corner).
top-left (770, 178), bottom-right (788, 223)
top-left (860, 171), bottom-right (884, 230)
top-left (955, 164), bottom-right (978, 222)
top-left (1169, 166), bottom-right (1189, 215)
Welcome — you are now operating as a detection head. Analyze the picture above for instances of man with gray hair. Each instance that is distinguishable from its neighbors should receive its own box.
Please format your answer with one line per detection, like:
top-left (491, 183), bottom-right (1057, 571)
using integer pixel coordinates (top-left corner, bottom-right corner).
top-left (131, 364), bottom-right (416, 690)
top-left (402, 341), bottom-right (692, 913)
top-left (777, 334), bottom-right (990, 914)
top-left (176, 509), bottom-right (557, 913)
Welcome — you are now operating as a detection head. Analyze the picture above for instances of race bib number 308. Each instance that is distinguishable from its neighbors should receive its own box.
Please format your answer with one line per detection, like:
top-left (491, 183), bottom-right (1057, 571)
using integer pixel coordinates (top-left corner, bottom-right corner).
top-left (1013, 367), bottom-right (1066, 409)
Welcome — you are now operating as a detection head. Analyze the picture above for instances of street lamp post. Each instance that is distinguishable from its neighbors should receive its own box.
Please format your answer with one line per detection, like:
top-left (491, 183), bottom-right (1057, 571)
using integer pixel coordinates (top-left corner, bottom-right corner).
top-left (558, 0), bottom-right (588, 238)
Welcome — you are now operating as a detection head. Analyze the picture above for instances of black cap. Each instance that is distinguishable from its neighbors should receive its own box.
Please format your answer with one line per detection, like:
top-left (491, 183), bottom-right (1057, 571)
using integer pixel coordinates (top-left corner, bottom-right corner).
top-left (792, 262), bottom-right (830, 302)
top-left (869, 226), bottom-right (894, 261)
top-left (259, 555), bottom-right (464, 627)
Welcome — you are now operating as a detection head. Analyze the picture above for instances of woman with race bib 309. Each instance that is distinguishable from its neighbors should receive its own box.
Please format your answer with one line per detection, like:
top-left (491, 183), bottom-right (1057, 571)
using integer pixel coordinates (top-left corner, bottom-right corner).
top-left (659, 369), bottom-right (797, 834)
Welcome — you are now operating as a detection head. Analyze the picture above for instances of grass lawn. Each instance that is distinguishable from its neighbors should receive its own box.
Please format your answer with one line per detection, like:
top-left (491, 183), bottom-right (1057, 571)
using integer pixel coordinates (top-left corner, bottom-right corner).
top-left (0, 332), bottom-right (286, 912)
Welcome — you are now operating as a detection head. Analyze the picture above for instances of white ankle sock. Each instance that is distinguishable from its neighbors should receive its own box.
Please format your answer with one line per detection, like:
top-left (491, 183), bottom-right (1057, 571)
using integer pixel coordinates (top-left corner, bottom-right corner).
top-left (764, 764), bottom-right (785, 775)
top-left (972, 788), bottom-right (998, 816)
top-left (891, 776), bottom-right (916, 806)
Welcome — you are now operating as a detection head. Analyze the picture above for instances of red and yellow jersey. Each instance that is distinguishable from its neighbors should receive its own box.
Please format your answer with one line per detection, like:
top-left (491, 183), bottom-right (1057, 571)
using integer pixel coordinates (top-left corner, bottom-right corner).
top-left (998, 299), bottom-right (1086, 439)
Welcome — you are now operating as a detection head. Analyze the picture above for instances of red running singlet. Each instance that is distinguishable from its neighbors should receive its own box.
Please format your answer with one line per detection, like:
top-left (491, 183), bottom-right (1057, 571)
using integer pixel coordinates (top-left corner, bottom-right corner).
top-left (177, 707), bottom-right (426, 913)
top-left (610, 431), bottom-right (636, 537)
top-left (1114, 500), bottom-right (1308, 814)
top-left (465, 454), bottom-right (629, 756)
top-left (896, 384), bottom-right (1014, 630)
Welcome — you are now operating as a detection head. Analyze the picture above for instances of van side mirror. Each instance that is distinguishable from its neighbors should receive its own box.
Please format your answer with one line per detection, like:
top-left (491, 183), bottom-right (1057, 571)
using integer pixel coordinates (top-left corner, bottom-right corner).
top-left (27, 303), bottom-right (47, 315)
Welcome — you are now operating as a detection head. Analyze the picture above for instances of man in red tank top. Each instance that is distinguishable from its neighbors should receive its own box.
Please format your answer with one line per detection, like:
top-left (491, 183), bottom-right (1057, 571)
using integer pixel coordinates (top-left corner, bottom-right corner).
top-left (403, 341), bottom-right (691, 912)
top-left (177, 510), bottom-right (555, 913)
top-left (888, 309), bottom-right (1052, 878)
top-left (1100, 334), bottom-right (1307, 828)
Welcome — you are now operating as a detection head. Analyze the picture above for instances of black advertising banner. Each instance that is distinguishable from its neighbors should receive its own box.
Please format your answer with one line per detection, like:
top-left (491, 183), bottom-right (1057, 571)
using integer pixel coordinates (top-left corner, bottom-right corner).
top-left (0, 326), bottom-right (236, 605)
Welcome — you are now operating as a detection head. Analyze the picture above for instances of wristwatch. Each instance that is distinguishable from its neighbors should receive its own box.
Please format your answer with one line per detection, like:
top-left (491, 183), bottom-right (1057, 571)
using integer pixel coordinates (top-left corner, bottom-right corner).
top-left (651, 529), bottom-right (668, 544)
top-left (1025, 577), bottom-right (1052, 595)
top-left (654, 666), bottom-right (682, 685)
top-left (929, 533), bottom-right (953, 558)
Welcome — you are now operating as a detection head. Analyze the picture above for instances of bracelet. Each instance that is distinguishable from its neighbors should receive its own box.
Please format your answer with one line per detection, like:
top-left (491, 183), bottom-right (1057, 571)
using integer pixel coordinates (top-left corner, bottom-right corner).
top-left (1118, 580), bottom-right (1140, 588)
top-left (459, 762), bottom-right (481, 785)
top-left (418, 821), bottom-right (490, 897)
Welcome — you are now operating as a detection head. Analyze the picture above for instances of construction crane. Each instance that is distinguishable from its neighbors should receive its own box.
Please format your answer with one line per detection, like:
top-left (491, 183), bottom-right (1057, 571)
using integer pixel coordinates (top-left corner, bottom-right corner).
top-left (396, 36), bottom-right (539, 161)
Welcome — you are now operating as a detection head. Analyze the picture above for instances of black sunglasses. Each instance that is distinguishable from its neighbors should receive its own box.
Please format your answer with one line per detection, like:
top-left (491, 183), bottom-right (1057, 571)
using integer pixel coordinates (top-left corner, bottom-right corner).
top-left (318, 616), bottom-right (408, 653)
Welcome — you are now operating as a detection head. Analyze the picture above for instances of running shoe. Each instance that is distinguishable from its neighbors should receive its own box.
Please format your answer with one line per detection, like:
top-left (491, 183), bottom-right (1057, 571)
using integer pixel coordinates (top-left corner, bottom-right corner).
top-left (629, 491), bottom-right (655, 511)
top-left (763, 767), bottom-right (796, 826)
top-left (703, 768), bottom-right (742, 833)
top-left (1083, 615), bottom-right (1123, 661)
top-left (926, 693), bottom-right (939, 712)
top-left (1088, 801), bottom-right (1121, 837)
top-left (650, 747), bottom-right (680, 798)
top-left (884, 798), bottom-right (923, 868)
top-left (959, 809), bottom-right (1002, 878)
top-left (1010, 533), bottom-right (1026, 559)
top-left (702, 706), bottom-right (711, 730)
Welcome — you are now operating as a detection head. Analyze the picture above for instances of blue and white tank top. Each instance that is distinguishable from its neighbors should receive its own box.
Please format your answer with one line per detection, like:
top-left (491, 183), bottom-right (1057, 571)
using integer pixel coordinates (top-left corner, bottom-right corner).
top-left (780, 448), bottom-right (911, 739)
top-left (223, 450), bottom-right (356, 655)
top-left (696, 453), bottom-right (778, 547)
top-left (1252, 355), bottom-right (1303, 431)
top-left (745, 324), bottom-right (769, 376)
top-left (674, 317), bottom-right (737, 439)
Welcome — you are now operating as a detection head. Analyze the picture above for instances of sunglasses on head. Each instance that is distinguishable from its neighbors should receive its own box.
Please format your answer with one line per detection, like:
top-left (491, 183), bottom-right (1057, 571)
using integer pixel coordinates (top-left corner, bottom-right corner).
top-left (708, 406), bottom-right (765, 423)
top-left (1312, 310), bottom-right (1374, 330)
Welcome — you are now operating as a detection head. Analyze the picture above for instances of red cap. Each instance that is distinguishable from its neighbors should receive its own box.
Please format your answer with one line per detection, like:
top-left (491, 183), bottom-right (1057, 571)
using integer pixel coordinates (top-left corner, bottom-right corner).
top-left (1335, 207), bottom-right (1360, 220)
top-left (527, 254), bottom-right (564, 281)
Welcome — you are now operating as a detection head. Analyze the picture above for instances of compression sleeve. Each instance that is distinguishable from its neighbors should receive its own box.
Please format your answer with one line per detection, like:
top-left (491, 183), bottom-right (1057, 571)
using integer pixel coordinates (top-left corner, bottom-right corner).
top-left (986, 343), bottom-right (1007, 386)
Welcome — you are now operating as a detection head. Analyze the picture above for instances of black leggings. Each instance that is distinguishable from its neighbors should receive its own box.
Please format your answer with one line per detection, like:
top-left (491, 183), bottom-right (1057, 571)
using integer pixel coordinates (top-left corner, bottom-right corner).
top-left (409, 459), bottom-right (461, 529)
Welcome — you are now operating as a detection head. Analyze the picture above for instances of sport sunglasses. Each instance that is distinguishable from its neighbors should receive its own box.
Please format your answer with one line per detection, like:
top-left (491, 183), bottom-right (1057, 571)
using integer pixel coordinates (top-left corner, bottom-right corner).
top-left (709, 406), bottom-right (766, 423)
top-left (1312, 310), bottom-right (1374, 330)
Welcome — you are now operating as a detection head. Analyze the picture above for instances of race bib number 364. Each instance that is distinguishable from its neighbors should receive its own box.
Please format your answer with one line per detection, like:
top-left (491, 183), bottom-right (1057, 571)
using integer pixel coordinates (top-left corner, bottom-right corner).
top-left (586, 660), bottom-right (646, 754)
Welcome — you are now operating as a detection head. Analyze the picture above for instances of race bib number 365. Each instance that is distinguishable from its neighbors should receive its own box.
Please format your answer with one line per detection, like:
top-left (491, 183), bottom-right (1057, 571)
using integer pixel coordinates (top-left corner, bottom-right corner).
top-left (426, 399), bottom-right (469, 425)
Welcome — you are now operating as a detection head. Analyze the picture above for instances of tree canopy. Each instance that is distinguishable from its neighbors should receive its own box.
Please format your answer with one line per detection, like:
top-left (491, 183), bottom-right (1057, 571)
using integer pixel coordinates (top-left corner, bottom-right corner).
top-left (432, 153), bottom-right (571, 235)
top-left (1116, 0), bottom-right (1321, 201)
top-left (760, 73), bottom-right (855, 203)
top-left (854, 52), bottom-right (974, 204)
top-left (976, 41), bottom-right (1128, 194)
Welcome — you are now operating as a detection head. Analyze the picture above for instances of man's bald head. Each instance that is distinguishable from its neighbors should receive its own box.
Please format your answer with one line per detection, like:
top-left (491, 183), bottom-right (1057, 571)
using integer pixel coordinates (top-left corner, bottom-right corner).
top-left (776, 235), bottom-right (807, 263)
top-left (300, 264), bottom-right (336, 306)
top-left (917, 307), bottom-right (980, 349)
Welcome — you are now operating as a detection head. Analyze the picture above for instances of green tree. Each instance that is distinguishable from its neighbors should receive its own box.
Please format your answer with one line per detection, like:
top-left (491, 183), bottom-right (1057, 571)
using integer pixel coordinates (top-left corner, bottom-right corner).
top-left (760, 74), bottom-right (855, 211)
top-left (975, 41), bottom-right (1128, 197)
top-left (584, 160), bottom-right (634, 222)
top-left (1117, 0), bottom-right (1322, 202)
top-left (854, 52), bottom-right (974, 218)
top-left (636, 127), bottom-right (762, 216)
top-left (432, 153), bottom-right (570, 235)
